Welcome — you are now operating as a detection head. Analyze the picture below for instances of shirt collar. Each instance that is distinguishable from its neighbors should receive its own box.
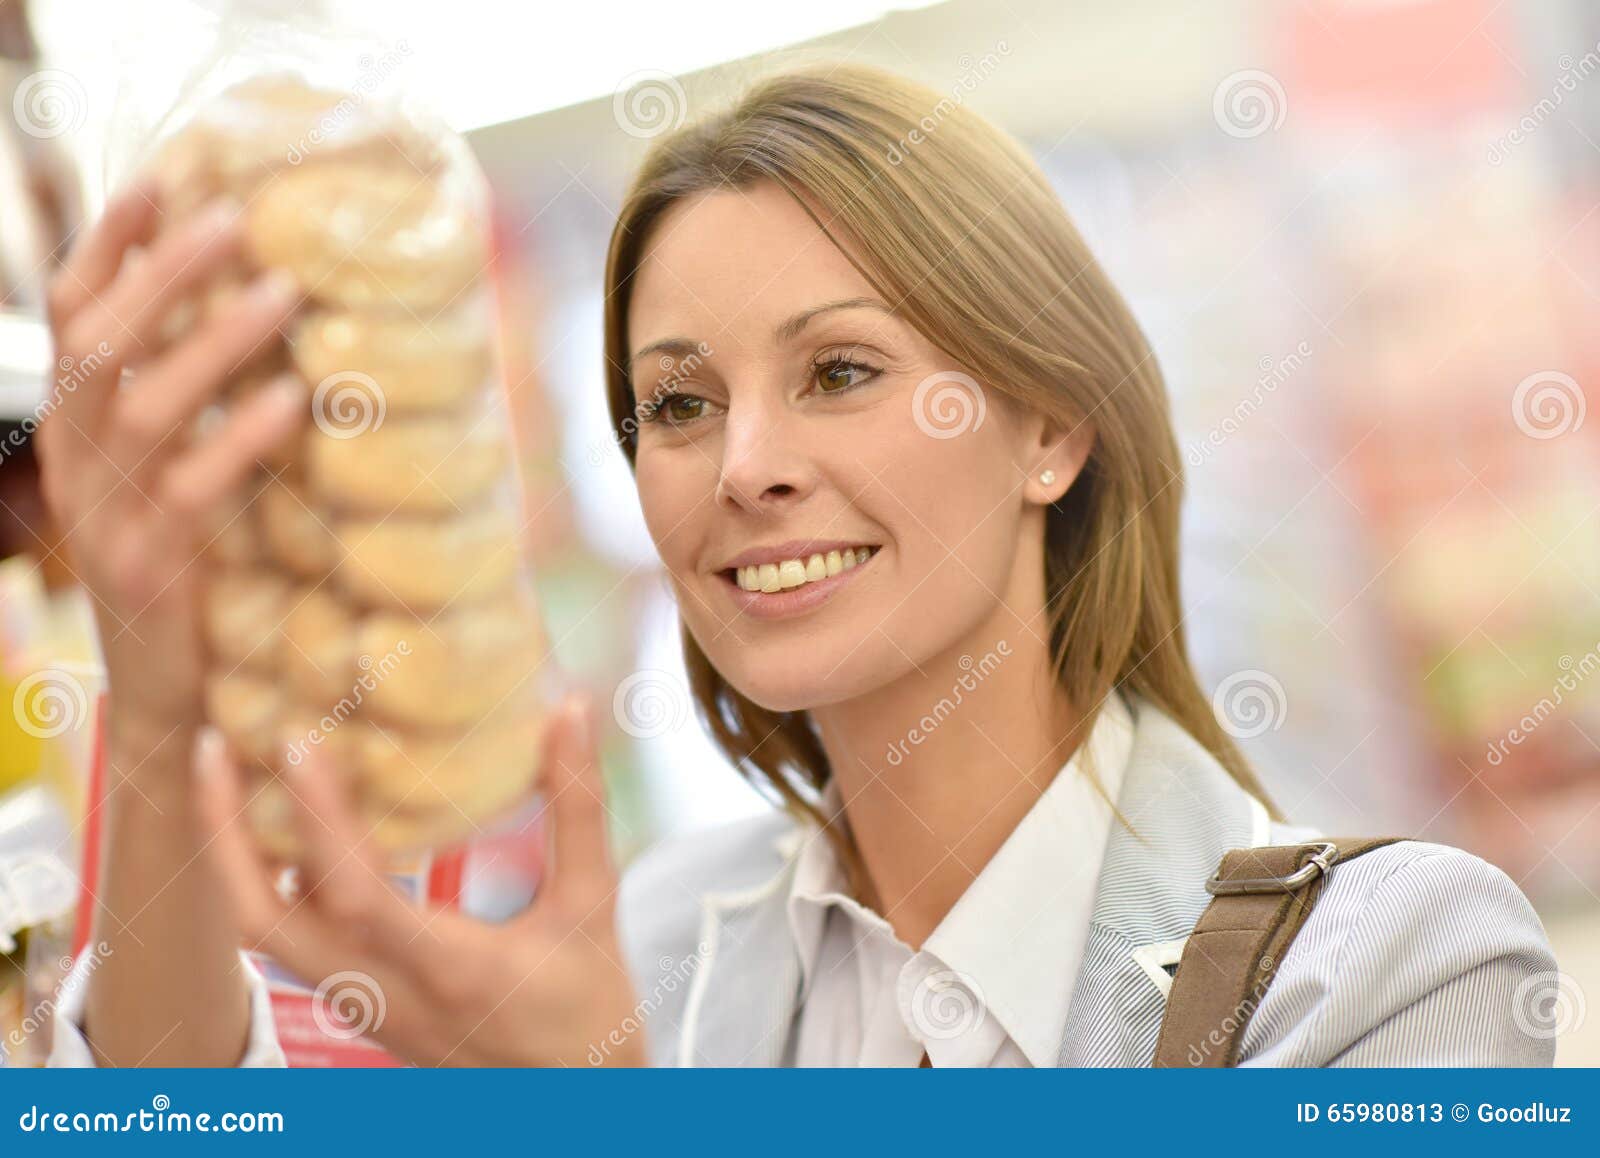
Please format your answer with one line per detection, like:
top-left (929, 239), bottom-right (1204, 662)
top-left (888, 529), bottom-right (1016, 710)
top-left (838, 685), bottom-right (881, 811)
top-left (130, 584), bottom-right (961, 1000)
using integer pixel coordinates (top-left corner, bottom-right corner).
top-left (785, 798), bottom-right (857, 1003)
top-left (783, 690), bottom-right (1137, 1066)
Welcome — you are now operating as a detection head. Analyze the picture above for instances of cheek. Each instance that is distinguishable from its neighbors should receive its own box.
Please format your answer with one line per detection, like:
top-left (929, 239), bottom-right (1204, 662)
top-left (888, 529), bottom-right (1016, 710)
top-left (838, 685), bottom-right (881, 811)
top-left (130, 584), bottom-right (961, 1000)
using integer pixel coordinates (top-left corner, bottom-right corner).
top-left (880, 419), bottom-right (1022, 577)
top-left (858, 417), bottom-right (1027, 653)
top-left (633, 446), bottom-right (714, 572)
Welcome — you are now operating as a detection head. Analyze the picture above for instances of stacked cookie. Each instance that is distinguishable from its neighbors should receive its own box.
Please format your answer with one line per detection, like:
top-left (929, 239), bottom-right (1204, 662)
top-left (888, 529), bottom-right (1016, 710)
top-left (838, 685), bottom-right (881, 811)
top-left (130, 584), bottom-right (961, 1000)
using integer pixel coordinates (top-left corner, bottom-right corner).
top-left (151, 75), bottom-right (550, 854)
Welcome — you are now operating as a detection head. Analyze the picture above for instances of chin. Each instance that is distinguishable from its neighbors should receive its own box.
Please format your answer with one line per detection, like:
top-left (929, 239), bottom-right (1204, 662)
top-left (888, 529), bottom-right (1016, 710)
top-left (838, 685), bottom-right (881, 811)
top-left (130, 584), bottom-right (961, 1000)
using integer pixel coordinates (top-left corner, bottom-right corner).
top-left (695, 630), bottom-right (911, 715)
top-left (702, 654), bottom-right (840, 714)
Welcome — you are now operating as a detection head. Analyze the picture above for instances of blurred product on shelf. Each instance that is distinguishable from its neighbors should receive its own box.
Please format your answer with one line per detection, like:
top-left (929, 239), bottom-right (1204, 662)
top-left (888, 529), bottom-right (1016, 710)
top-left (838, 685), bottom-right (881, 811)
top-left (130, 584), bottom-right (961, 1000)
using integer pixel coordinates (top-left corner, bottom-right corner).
top-left (0, 0), bottom-right (80, 312)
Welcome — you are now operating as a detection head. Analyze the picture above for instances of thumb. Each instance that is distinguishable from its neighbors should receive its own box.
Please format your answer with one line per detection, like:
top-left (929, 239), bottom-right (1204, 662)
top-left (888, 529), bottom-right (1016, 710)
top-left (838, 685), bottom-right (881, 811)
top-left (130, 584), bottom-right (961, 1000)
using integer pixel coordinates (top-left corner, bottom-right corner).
top-left (537, 692), bottom-right (614, 914)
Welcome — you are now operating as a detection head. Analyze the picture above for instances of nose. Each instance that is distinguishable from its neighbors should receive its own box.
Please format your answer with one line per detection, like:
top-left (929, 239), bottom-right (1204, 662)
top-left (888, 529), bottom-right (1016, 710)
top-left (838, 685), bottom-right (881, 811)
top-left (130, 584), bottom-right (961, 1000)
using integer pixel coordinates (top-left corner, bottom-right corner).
top-left (714, 400), bottom-right (814, 515)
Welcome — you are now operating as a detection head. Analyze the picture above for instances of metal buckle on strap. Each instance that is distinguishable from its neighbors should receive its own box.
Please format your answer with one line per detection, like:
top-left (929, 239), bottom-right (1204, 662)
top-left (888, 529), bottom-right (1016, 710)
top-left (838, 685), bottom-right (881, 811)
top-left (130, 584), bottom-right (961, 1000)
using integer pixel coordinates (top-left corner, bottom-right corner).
top-left (1204, 841), bottom-right (1339, 896)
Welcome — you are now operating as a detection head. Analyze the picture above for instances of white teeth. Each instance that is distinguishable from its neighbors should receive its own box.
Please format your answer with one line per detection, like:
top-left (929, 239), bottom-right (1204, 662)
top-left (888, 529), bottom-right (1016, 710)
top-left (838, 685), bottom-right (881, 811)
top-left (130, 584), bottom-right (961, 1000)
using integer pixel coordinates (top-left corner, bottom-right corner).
top-left (733, 546), bottom-right (876, 593)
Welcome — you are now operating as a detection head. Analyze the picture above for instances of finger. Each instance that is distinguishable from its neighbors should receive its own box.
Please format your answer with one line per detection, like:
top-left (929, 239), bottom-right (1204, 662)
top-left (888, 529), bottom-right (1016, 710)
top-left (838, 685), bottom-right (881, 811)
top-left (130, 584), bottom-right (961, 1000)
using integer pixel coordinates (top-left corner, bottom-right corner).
top-left (538, 693), bottom-right (615, 914)
top-left (193, 731), bottom-right (438, 1052)
top-left (277, 746), bottom-right (491, 1048)
top-left (60, 195), bottom-right (243, 365)
top-left (193, 738), bottom-right (362, 974)
top-left (156, 374), bottom-right (306, 518)
top-left (109, 271), bottom-right (299, 463)
top-left (48, 176), bottom-right (161, 329)
top-left (50, 198), bottom-right (244, 436)
top-left (280, 741), bottom-right (436, 957)
top-left (191, 727), bottom-right (293, 950)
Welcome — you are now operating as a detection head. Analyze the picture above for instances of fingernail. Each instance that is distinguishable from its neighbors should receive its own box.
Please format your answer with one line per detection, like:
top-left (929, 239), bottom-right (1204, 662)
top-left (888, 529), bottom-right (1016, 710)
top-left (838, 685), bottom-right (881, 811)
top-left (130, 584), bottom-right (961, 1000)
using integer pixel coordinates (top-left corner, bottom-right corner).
top-left (563, 690), bottom-right (588, 745)
top-left (263, 373), bottom-right (306, 412)
top-left (248, 269), bottom-right (298, 310)
top-left (200, 195), bottom-right (242, 232)
top-left (566, 693), bottom-right (592, 748)
top-left (194, 726), bottom-right (225, 778)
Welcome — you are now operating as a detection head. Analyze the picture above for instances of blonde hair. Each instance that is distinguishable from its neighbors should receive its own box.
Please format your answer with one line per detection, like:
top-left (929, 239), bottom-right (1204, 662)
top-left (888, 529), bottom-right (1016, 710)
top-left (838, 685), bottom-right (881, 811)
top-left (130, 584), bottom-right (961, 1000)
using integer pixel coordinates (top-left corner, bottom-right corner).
top-left (602, 63), bottom-right (1280, 849)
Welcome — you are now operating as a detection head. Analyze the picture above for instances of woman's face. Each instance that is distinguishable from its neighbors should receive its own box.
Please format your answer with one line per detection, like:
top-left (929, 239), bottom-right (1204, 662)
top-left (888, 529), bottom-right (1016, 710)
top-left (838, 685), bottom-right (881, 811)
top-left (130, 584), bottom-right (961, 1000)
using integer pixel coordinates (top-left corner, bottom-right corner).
top-left (626, 181), bottom-right (1074, 713)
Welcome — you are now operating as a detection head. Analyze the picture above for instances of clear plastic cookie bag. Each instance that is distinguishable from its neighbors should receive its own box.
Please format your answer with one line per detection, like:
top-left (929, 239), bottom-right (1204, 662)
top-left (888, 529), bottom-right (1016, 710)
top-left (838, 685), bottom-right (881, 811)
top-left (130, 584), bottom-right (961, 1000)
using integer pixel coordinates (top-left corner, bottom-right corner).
top-left (106, 2), bottom-right (556, 858)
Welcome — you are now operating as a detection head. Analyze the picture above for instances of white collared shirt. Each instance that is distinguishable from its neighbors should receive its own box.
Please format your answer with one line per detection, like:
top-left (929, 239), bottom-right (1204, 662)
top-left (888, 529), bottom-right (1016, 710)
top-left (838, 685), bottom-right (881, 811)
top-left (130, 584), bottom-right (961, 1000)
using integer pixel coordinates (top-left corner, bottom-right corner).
top-left (785, 690), bottom-right (1134, 1067)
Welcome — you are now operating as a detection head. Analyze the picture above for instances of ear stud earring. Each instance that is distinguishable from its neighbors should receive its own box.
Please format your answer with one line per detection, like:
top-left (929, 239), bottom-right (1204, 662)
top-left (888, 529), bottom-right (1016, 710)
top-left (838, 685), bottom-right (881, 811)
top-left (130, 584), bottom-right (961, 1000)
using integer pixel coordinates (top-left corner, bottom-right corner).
top-left (1039, 470), bottom-right (1056, 486)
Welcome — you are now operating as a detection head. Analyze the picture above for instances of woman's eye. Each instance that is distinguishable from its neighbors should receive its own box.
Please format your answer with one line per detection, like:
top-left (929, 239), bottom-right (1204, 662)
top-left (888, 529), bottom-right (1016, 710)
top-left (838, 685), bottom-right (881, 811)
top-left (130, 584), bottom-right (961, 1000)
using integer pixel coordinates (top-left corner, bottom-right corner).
top-left (814, 359), bottom-right (876, 393)
top-left (668, 395), bottom-right (707, 422)
top-left (659, 393), bottom-right (708, 423)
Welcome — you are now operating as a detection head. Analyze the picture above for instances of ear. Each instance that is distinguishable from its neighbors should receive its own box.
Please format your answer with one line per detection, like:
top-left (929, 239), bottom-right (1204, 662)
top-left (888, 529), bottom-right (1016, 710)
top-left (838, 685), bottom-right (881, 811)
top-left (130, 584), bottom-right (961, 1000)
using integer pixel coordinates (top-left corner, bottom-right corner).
top-left (1024, 412), bottom-right (1096, 505)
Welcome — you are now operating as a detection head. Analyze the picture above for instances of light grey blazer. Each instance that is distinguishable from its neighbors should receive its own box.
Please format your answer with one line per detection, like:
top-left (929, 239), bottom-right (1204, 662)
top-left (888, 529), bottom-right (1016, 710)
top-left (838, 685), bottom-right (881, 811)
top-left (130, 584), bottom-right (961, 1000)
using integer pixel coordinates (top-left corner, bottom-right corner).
top-left (618, 695), bottom-right (1559, 1067)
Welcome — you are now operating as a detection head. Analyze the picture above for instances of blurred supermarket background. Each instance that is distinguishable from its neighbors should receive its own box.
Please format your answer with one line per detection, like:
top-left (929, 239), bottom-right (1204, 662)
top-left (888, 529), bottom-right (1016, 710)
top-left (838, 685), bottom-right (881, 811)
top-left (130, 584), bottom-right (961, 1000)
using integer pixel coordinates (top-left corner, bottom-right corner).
top-left (1, 0), bottom-right (1597, 1063)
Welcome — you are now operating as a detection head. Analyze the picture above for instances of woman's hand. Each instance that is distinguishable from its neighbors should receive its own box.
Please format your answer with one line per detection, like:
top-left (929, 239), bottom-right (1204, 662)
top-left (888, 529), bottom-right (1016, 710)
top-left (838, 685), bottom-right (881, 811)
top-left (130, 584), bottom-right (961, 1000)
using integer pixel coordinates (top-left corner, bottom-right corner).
top-left (37, 179), bottom-right (307, 1066)
top-left (39, 178), bottom-right (303, 747)
top-left (194, 693), bottom-right (646, 1067)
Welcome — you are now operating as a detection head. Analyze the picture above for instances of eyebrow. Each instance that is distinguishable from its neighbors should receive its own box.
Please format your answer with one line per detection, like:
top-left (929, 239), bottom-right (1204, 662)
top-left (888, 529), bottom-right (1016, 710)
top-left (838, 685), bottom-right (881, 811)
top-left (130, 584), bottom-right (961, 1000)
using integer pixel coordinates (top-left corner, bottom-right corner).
top-left (629, 337), bottom-right (705, 368)
top-left (628, 297), bottom-right (894, 368)
top-left (773, 297), bottom-right (893, 343)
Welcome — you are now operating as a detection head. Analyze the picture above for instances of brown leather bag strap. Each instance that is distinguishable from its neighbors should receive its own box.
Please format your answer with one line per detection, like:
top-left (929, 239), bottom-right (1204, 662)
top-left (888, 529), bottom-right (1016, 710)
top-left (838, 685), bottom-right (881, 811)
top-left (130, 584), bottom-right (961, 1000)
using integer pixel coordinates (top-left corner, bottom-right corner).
top-left (1151, 836), bottom-right (1405, 1068)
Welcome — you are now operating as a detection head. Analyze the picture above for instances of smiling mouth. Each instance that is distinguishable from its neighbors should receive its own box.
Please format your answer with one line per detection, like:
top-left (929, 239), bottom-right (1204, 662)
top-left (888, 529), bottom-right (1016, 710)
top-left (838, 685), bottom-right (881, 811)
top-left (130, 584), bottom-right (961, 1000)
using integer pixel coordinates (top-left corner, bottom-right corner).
top-left (721, 545), bottom-right (880, 593)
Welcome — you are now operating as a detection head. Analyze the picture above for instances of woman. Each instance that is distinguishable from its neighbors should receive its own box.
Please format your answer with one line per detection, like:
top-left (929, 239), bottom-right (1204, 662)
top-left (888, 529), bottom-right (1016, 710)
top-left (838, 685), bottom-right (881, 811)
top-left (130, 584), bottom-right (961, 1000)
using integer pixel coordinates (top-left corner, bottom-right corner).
top-left (42, 64), bottom-right (1555, 1067)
